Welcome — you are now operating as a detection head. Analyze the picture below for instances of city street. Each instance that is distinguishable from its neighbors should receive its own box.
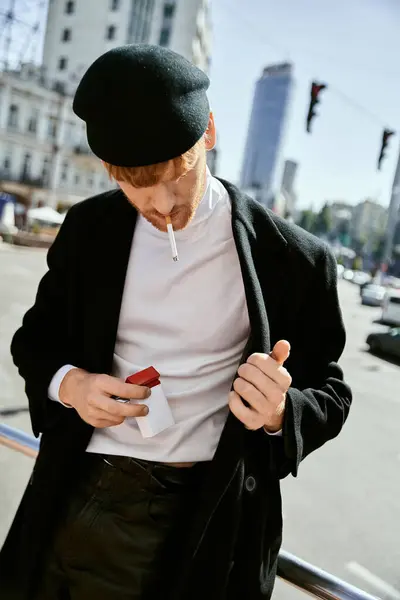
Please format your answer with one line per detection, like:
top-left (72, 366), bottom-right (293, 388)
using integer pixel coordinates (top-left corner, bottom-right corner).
top-left (1, 245), bottom-right (400, 599)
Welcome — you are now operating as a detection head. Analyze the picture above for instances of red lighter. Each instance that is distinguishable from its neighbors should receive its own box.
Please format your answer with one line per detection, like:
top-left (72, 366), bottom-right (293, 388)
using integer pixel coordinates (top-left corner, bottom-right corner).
top-left (114, 366), bottom-right (160, 403)
top-left (126, 366), bottom-right (160, 388)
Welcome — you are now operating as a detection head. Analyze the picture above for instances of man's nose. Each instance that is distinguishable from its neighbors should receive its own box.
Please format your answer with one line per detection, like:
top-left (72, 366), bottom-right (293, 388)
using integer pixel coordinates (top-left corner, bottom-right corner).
top-left (151, 185), bottom-right (176, 216)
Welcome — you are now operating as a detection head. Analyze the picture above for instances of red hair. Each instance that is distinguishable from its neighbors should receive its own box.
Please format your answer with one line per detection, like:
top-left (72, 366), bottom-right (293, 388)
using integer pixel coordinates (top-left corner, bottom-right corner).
top-left (104, 138), bottom-right (204, 188)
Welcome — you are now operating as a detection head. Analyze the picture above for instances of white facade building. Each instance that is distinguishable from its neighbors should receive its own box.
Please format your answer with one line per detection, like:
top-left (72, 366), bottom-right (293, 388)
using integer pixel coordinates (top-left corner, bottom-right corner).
top-left (42, 0), bottom-right (212, 95)
top-left (280, 159), bottom-right (298, 217)
top-left (0, 0), bottom-right (212, 212)
top-left (0, 66), bottom-right (112, 208)
top-left (351, 199), bottom-right (388, 243)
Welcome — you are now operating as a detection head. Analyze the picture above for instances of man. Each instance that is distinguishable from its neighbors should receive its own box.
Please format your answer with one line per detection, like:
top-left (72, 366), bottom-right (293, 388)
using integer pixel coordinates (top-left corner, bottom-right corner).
top-left (0, 45), bottom-right (352, 600)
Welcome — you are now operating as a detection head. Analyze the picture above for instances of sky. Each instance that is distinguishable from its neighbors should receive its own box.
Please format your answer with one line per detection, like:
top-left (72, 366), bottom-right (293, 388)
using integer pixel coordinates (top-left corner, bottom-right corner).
top-left (209, 0), bottom-right (400, 209)
top-left (2, 0), bottom-right (400, 210)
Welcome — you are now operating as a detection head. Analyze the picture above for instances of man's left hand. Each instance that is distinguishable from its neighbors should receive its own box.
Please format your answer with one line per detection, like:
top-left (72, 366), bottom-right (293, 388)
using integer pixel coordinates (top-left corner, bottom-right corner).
top-left (229, 340), bottom-right (292, 433)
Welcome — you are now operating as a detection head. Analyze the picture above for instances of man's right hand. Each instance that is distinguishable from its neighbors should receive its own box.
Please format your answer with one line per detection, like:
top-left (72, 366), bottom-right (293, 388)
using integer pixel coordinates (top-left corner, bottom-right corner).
top-left (59, 369), bottom-right (151, 428)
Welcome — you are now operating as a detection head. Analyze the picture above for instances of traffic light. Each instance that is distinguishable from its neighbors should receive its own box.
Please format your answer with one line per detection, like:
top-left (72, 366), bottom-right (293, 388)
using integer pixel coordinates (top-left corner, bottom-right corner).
top-left (306, 81), bottom-right (327, 133)
top-left (377, 128), bottom-right (395, 170)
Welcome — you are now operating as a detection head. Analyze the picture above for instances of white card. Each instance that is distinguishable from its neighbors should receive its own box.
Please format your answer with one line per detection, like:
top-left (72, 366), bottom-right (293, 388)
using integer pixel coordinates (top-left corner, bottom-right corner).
top-left (131, 383), bottom-right (175, 438)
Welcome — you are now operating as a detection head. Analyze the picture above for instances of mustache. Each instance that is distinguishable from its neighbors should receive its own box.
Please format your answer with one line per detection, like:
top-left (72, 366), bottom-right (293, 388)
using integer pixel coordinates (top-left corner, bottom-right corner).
top-left (144, 207), bottom-right (185, 220)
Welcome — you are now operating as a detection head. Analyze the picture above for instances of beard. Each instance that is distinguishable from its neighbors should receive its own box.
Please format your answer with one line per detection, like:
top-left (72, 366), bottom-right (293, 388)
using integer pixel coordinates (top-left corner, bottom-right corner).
top-left (121, 162), bottom-right (208, 232)
top-left (134, 182), bottom-right (206, 232)
top-left (141, 203), bottom-right (195, 232)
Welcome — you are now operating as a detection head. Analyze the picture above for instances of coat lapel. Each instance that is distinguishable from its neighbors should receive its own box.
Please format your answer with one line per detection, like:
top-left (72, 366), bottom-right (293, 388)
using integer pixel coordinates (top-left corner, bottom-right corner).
top-left (190, 181), bottom-right (290, 555)
top-left (231, 192), bottom-right (270, 356)
top-left (223, 178), bottom-right (290, 362)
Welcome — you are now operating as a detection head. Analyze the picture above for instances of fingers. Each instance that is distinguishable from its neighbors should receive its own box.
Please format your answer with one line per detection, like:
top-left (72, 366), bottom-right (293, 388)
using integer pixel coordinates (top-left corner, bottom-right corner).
top-left (89, 393), bottom-right (149, 418)
top-left (228, 391), bottom-right (265, 431)
top-left (233, 372), bottom-right (270, 414)
top-left (91, 419), bottom-right (115, 429)
top-left (90, 413), bottom-right (125, 428)
top-left (84, 399), bottom-right (127, 427)
top-left (270, 340), bottom-right (291, 365)
top-left (242, 358), bottom-right (291, 392)
top-left (234, 372), bottom-right (284, 414)
top-left (95, 374), bottom-right (151, 401)
top-left (232, 355), bottom-right (290, 432)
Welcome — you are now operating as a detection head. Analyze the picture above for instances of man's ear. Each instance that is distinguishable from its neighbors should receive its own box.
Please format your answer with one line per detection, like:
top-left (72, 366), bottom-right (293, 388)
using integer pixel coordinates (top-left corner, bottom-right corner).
top-left (205, 112), bottom-right (216, 150)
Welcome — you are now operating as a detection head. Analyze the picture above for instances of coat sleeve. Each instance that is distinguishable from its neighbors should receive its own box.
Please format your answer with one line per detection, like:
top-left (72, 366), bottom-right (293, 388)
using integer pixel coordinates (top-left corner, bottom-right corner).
top-left (271, 245), bottom-right (352, 478)
top-left (10, 206), bottom-right (79, 437)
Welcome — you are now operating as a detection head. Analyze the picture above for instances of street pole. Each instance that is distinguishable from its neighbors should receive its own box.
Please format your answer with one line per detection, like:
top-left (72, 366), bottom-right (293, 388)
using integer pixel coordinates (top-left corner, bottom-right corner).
top-left (382, 146), bottom-right (400, 272)
top-left (4, 0), bottom-right (16, 71)
top-left (48, 87), bottom-right (67, 209)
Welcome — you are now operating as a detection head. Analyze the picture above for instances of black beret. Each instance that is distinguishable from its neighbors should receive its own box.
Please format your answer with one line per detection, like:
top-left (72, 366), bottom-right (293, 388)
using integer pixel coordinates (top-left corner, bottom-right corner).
top-left (73, 44), bottom-right (210, 167)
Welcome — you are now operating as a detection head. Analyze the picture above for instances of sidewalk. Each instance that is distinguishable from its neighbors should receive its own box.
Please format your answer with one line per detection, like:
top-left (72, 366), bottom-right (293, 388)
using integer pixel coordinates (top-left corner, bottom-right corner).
top-left (0, 239), bottom-right (46, 253)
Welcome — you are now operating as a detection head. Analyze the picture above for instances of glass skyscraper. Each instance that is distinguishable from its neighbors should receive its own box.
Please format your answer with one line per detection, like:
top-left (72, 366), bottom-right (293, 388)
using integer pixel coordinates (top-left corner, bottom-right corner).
top-left (240, 63), bottom-right (293, 207)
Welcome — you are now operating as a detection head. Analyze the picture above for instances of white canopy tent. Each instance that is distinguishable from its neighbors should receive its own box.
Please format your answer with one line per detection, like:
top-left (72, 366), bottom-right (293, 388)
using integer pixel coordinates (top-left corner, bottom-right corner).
top-left (27, 206), bottom-right (66, 225)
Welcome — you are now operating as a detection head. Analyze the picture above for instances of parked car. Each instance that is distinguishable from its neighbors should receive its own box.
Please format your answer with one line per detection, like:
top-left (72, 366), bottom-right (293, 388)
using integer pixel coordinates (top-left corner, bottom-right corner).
top-left (384, 276), bottom-right (400, 289)
top-left (336, 264), bottom-right (344, 279)
top-left (381, 290), bottom-right (400, 326)
top-left (361, 284), bottom-right (386, 307)
top-left (366, 328), bottom-right (400, 358)
top-left (359, 280), bottom-right (371, 295)
top-left (352, 271), bottom-right (372, 286)
top-left (343, 269), bottom-right (354, 281)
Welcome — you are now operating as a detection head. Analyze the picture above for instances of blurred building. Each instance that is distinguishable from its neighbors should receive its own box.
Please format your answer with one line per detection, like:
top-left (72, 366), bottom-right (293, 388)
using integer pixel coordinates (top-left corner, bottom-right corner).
top-left (240, 62), bottom-right (293, 208)
top-left (206, 147), bottom-right (218, 175)
top-left (0, 66), bottom-right (112, 209)
top-left (392, 218), bottom-right (400, 275)
top-left (280, 159), bottom-right (298, 216)
top-left (326, 201), bottom-right (353, 247)
top-left (281, 159), bottom-right (297, 192)
top-left (351, 199), bottom-right (387, 244)
top-left (42, 0), bottom-right (212, 95)
top-left (329, 201), bottom-right (353, 225)
top-left (394, 218), bottom-right (400, 251)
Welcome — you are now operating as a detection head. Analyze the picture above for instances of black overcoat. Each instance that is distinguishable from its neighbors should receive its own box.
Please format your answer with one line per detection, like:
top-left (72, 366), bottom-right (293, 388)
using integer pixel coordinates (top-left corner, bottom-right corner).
top-left (0, 181), bottom-right (352, 599)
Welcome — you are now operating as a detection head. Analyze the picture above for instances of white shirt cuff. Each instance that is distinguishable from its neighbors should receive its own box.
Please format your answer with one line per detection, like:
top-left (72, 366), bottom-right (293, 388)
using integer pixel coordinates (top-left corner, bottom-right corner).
top-left (48, 364), bottom-right (77, 407)
top-left (264, 428), bottom-right (282, 436)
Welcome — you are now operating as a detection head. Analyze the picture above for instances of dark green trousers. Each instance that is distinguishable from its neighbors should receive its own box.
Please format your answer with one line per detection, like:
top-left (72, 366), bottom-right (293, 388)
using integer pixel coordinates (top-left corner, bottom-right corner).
top-left (33, 454), bottom-right (209, 600)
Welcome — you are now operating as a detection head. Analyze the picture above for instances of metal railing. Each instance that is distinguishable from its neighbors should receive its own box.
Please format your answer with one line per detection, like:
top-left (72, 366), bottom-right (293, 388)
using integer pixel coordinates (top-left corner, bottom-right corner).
top-left (0, 422), bottom-right (378, 600)
top-left (0, 422), bottom-right (39, 458)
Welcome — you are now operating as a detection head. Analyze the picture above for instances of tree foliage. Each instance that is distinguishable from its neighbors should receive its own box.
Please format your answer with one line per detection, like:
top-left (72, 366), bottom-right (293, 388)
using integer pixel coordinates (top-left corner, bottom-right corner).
top-left (314, 203), bottom-right (333, 236)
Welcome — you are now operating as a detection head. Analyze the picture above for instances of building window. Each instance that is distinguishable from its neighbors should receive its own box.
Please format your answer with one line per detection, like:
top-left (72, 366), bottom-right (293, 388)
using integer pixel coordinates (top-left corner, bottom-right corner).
top-left (65, 1), bottom-right (75, 14)
top-left (27, 108), bottom-right (39, 134)
top-left (163, 3), bottom-right (175, 18)
top-left (110, 0), bottom-right (120, 10)
top-left (61, 161), bottom-right (69, 182)
top-left (106, 25), bottom-right (116, 40)
top-left (74, 173), bottom-right (80, 185)
top-left (21, 153), bottom-right (32, 180)
top-left (62, 28), bottom-right (71, 42)
top-left (3, 155), bottom-right (11, 174)
top-left (87, 172), bottom-right (94, 187)
top-left (42, 157), bottom-right (51, 186)
top-left (159, 27), bottom-right (171, 46)
top-left (64, 121), bottom-right (76, 146)
top-left (58, 56), bottom-right (68, 71)
top-left (48, 116), bottom-right (57, 139)
top-left (8, 104), bottom-right (19, 129)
